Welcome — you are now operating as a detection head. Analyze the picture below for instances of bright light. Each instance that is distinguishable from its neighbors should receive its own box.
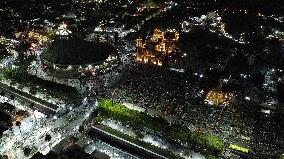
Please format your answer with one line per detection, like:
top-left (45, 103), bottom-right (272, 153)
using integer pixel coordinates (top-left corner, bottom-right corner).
top-left (261, 109), bottom-right (271, 114)
top-left (245, 96), bottom-right (251, 101)
top-left (223, 79), bottom-right (229, 83)
top-left (53, 116), bottom-right (57, 119)
top-left (228, 144), bottom-right (249, 153)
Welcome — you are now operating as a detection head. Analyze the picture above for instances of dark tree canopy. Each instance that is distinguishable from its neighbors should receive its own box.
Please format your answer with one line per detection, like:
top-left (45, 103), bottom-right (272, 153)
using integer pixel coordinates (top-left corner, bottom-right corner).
top-left (45, 134), bottom-right (52, 142)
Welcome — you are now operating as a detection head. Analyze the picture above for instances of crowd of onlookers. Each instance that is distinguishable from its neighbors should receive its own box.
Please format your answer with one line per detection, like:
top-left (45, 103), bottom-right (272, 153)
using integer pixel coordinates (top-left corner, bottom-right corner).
top-left (102, 63), bottom-right (252, 142)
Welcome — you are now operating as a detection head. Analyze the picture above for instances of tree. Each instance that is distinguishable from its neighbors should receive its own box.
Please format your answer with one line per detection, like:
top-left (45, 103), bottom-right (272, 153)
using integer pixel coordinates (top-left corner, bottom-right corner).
top-left (23, 147), bottom-right (32, 157)
top-left (15, 121), bottom-right (21, 127)
top-left (2, 68), bottom-right (15, 79)
top-left (0, 155), bottom-right (7, 159)
top-left (190, 131), bottom-right (224, 152)
top-left (45, 134), bottom-right (52, 142)
top-left (0, 91), bottom-right (5, 96)
top-left (29, 87), bottom-right (37, 95)
top-left (16, 43), bottom-right (30, 66)
top-left (10, 95), bottom-right (15, 105)
top-left (45, 134), bottom-right (52, 150)
top-left (18, 84), bottom-right (24, 91)
top-left (2, 66), bottom-right (28, 82)
top-left (41, 48), bottom-right (57, 64)
top-left (30, 103), bottom-right (35, 109)
top-left (78, 125), bottom-right (84, 133)
top-left (68, 136), bottom-right (78, 143)
top-left (145, 0), bottom-right (157, 8)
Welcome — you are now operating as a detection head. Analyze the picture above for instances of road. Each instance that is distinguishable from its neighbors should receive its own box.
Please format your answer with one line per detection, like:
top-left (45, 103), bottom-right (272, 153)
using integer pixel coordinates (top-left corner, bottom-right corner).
top-left (0, 82), bottom-right (57, 115)
top-left (89, 125), bottom-right (179, 159)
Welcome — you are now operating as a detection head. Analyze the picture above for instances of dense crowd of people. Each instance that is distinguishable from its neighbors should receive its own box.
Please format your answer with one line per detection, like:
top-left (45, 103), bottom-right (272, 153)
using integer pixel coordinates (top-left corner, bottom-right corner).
top-left (99, 55), bottom-right (284, 157)
top-left (104, 63), bottom-right (254, 146)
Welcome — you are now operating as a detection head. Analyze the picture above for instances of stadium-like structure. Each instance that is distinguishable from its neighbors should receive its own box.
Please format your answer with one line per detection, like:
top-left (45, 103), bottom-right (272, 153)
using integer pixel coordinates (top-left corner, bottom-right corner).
top-left (41, 24), bottom-right (117, 78)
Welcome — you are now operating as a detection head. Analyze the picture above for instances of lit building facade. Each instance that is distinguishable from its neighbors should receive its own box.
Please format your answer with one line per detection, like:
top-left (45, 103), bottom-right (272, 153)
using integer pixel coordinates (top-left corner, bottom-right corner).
top-left (55, 22), bottom-right (72, 36)
top-left (136, 29), bottom-right (180, 66)
top-left (205, 90), bottom-right (233, 106)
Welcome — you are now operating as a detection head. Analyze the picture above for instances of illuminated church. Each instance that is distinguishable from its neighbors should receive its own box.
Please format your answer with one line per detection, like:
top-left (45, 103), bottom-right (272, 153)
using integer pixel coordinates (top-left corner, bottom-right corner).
top-left (136, 29), bottom-right (180, 66)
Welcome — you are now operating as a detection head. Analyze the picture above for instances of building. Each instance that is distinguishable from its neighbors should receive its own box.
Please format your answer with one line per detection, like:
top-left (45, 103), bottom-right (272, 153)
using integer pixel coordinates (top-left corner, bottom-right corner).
top-left (41, 35), bottom-right (117, 78)
top-left (205, 89), bottom-right (232, 106)
top-left (135, 29), bottom-right (180, 66)
top-left (55, 22), bottom-right (72, 36)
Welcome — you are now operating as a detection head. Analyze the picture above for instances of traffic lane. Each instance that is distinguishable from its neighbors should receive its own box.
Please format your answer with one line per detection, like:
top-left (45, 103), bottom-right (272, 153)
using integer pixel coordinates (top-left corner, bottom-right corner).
top-left (0, 83), bottom-right (57, 115)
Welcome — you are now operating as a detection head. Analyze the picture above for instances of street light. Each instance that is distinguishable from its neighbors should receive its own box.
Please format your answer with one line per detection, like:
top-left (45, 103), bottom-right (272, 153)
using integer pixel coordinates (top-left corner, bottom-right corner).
top-left (244, 96), bottom-right (251, 101)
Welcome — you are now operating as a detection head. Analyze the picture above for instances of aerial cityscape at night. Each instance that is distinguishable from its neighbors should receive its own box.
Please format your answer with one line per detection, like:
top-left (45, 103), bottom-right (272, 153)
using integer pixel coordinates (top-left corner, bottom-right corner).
top-left (0, 0), bottom-right (283, 159)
